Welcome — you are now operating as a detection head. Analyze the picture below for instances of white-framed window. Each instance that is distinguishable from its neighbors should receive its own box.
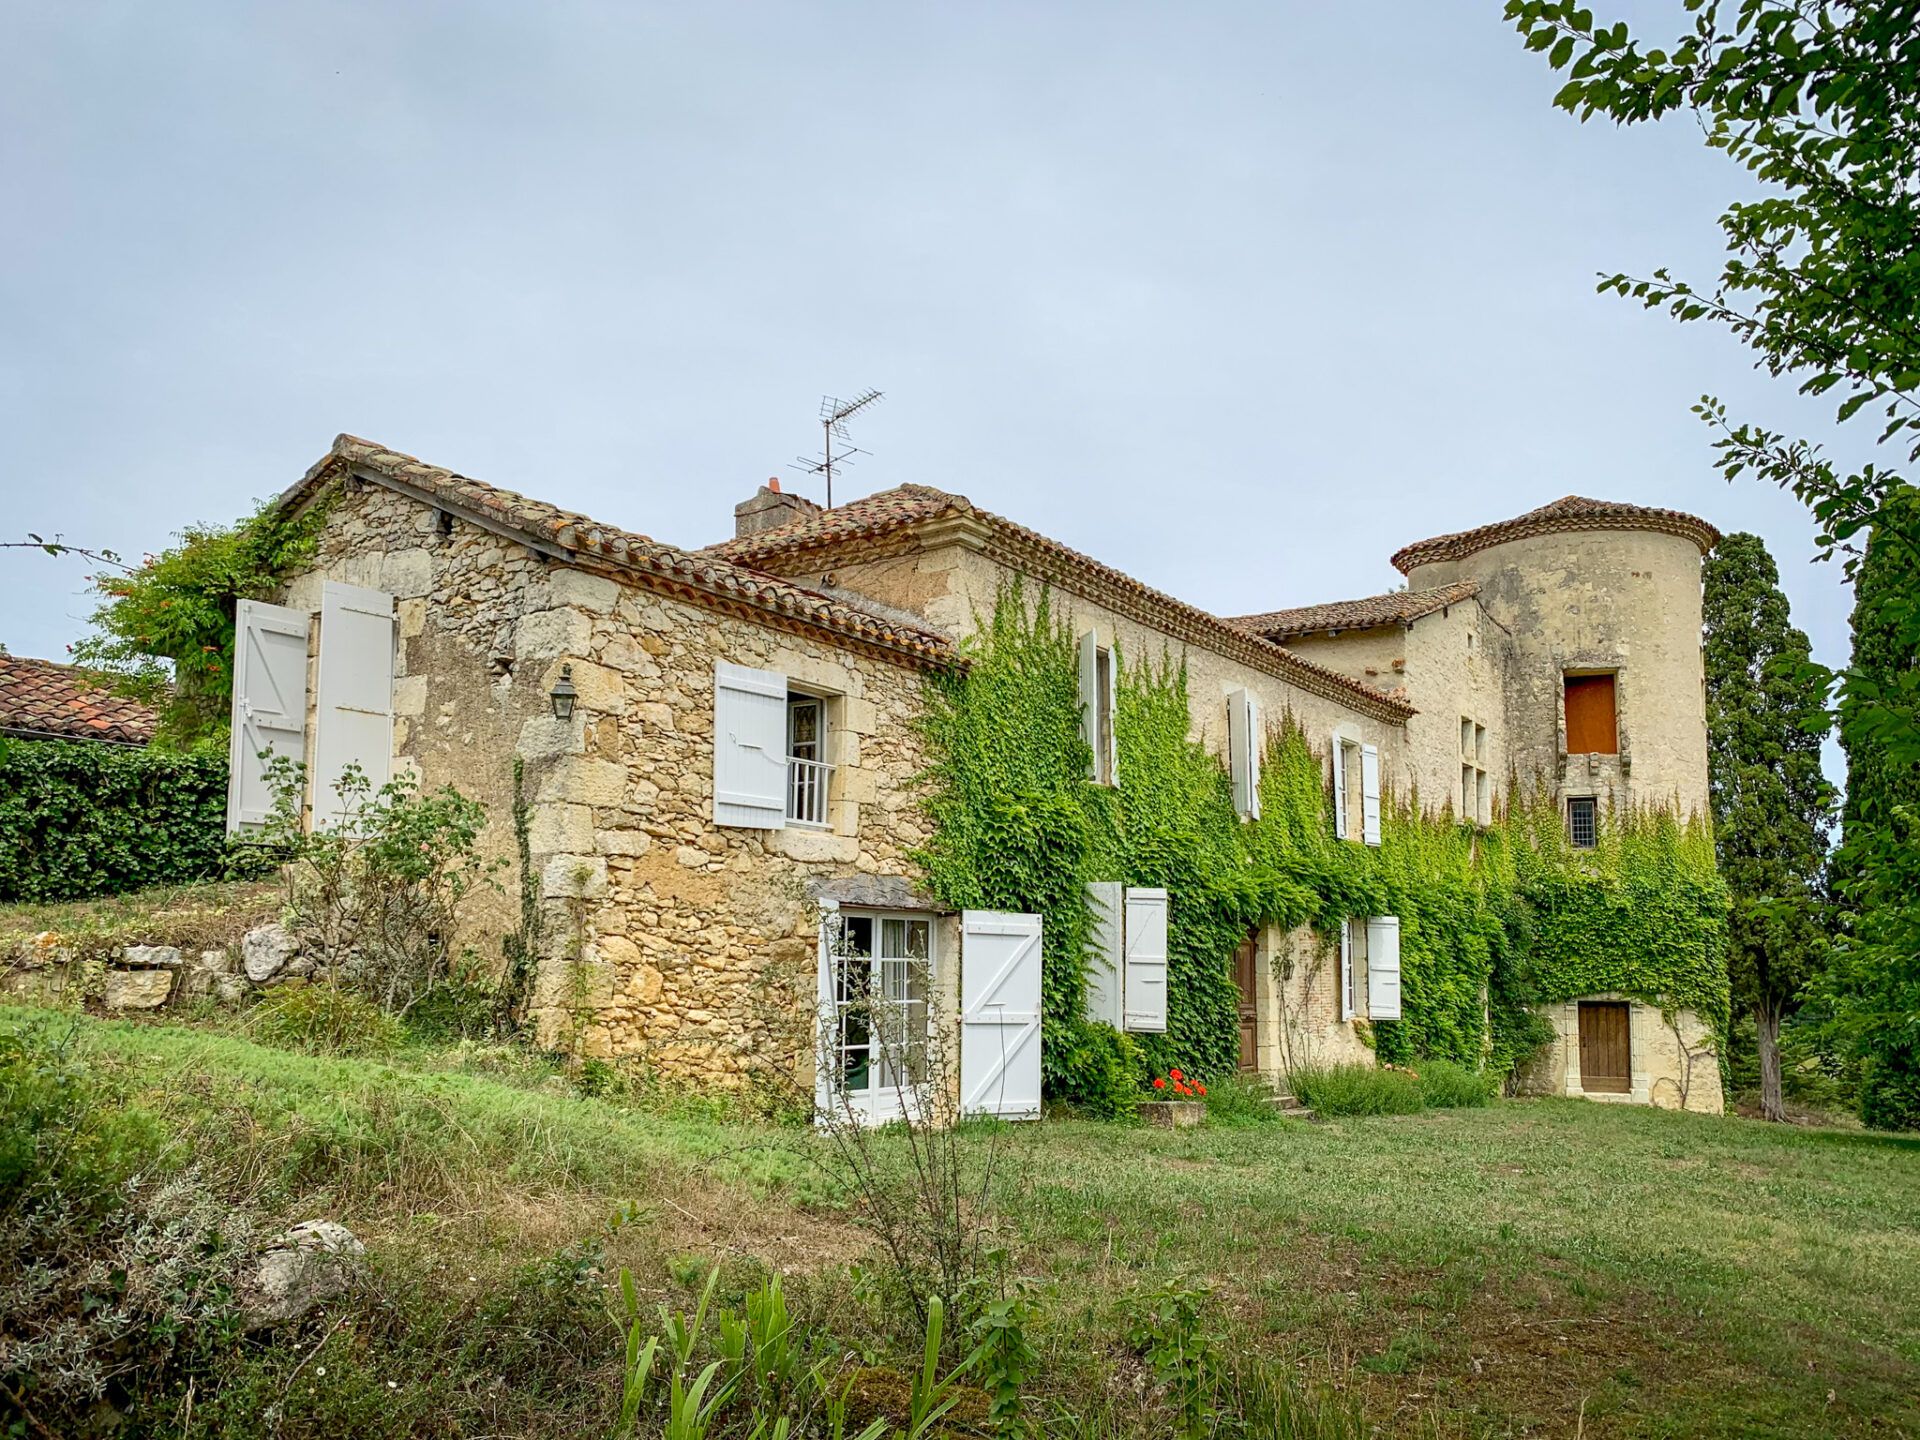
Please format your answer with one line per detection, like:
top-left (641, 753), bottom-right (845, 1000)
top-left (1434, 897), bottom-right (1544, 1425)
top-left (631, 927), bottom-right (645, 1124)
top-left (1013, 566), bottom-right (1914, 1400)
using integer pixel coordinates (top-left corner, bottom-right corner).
top-left (823, 911), bottom-right (932, 1120)
top-left (1331, 733), bottom-right (1381, 846)
top-left (1079, 630), bottom-right (1118, 787)
top-left (1339, 919), bottom-right (1358, 1021)
top-left (786, 692), bottom-right (833, 827)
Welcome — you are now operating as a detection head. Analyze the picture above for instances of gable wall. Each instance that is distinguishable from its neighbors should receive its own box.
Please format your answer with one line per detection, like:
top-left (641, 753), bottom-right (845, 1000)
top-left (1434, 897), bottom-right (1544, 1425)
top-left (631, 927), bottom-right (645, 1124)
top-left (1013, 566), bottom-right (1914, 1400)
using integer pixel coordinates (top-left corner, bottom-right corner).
top-left (282, 481), bottom-right (934, 1086)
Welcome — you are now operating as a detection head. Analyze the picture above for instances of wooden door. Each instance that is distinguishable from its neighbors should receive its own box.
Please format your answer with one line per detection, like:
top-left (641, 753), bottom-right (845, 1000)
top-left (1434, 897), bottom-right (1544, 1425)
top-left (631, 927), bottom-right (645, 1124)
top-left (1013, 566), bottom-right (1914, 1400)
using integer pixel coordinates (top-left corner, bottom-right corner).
top-left (1578, 1001), bottom-right (1631, 1093)
top-left (1233, 932), bottom-right (1260, 1071)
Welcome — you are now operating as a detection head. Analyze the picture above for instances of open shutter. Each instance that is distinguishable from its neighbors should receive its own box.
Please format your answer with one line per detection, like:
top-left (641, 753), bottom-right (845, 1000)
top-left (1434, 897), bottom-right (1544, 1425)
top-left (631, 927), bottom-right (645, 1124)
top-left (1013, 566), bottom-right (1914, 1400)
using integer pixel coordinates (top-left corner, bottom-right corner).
top-left (1101, 644), bottom-right (1119, 787)
top-left (1331, 735), bottom-right (1348, 839)
top-left (1339, 921), bottom-right (1354, 1021)
top-left (1367, 916), bottom-right (1402, 1020)
top-left (1122, 886), bottom-right (1169, 1032)
top-left (1228, 689), bottom-right (1260, 819)
top-left (1084, 881), bottom-right (1124, 1028)
top-left (960, 910), bottom-right (1043, 1119)
top-left (312, 582), bottom-right (394, 830)
top-left (713, 662), bottom-right (788, 829)
top-left (813, 907), bottom-right (838, 1117)
top-left (226, 599), bottom-right (311, 832)
top-left (1077, 630), bottom-right (1099, 781)
top-left (1360, 743), bottom-right (1382, 847)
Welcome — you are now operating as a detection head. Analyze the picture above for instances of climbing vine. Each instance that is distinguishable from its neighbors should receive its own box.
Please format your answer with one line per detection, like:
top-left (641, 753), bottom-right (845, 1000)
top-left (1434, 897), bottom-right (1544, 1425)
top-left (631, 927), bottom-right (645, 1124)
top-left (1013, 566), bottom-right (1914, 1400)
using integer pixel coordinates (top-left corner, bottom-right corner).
top-left (916, 582), bottom-right (1730, 1103)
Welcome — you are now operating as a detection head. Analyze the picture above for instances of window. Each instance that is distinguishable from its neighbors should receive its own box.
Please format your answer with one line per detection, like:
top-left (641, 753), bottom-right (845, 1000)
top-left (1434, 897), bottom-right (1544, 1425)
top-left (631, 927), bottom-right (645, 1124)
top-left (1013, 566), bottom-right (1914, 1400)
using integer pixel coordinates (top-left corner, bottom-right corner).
top-left (1079, 630), bottom-right (1118, 786)
top-left (1340, 919), bottom-right (1358, 1020)
top-left (1331, 734), bottom-right (1380, 844)
top-left (826, 912), bottom-right (931, 1100)
top-left (1564, 673), bottom-right (1618, 754)
top-left (1568, 795), bottom-right (1598, 849)
top-left (786, 694), bottom-right (833, 826)
top-left (1460, 717), bottom-right (1490, 825)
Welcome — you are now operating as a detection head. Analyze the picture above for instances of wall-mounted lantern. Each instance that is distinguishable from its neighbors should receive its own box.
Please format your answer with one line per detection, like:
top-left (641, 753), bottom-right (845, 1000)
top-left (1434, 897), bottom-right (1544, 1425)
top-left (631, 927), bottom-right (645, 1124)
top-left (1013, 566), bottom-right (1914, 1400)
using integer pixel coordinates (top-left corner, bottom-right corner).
top-left (549, 664), bottom-right (578, 722)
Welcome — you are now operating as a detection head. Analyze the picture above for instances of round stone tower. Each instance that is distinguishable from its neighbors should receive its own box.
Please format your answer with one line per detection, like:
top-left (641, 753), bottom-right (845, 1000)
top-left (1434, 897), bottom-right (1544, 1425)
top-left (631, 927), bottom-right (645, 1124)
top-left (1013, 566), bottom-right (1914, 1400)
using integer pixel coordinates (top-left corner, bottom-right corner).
top-left (1390, 497), bottom-right (1720, 820)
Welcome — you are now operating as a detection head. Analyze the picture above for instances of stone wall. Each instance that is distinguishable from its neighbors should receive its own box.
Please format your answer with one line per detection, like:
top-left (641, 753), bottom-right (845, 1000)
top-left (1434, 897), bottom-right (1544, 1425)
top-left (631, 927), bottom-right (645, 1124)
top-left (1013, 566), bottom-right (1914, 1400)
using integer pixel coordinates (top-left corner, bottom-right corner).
top-left (1259, 923), bottom-right (1374, 1076)
top-left (283, 481), bottom-right (936, 1087)
top-left (1518, 995), bottom-right (1725, 1115)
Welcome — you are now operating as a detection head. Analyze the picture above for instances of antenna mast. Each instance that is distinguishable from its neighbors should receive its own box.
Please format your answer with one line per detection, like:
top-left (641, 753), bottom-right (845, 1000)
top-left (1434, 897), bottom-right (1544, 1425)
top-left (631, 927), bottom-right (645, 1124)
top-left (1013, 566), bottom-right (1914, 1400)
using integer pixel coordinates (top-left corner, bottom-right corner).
top-left (791, 389), bottom-right (883, 508)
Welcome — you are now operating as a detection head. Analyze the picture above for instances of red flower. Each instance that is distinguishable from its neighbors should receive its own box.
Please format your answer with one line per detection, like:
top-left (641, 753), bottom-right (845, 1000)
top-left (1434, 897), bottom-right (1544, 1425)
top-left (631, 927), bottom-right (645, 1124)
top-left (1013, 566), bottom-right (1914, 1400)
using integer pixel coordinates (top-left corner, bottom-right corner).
top-left (1197, 1084), bottom-right (1207, 1096)
top-left (1152, 1077), bottom-right (1167, 1090)
top-left (1170, 1068), bottom-right (1183, 1081)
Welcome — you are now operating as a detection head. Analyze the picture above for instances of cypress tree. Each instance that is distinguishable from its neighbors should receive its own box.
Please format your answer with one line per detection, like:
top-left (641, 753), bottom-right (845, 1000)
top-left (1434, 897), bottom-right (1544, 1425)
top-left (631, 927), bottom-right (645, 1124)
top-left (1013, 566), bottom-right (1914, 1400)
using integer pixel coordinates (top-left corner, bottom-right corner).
top-left (1703, 533), bottom-right (1833, 1122)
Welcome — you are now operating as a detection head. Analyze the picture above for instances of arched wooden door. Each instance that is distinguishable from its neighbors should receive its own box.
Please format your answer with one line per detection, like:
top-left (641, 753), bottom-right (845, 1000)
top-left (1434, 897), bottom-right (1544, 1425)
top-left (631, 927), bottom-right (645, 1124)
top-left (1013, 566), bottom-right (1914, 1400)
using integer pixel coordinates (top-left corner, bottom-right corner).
top-left (1233, 930), bottom-right (1260, 1071)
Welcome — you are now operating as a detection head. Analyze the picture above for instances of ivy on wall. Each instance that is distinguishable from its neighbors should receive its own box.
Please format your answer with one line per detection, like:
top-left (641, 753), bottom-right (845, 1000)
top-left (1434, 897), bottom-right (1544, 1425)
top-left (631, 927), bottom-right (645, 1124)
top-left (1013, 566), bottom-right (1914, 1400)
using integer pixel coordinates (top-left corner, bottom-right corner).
top-left (916, 582), bottom-right (1731, 1102)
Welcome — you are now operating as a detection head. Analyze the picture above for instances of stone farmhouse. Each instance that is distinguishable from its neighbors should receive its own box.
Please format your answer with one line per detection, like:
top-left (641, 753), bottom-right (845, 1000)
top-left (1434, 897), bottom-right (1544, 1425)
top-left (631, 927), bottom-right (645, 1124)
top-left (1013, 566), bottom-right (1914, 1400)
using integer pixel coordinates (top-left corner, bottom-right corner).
top-left (235, 434), bottom-right (1723, 1119)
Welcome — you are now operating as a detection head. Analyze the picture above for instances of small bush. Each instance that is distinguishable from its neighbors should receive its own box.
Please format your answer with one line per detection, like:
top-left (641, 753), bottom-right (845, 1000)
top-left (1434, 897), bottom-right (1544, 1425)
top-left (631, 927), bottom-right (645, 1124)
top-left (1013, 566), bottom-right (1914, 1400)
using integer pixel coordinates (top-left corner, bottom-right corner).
top-left (1288, 1062), bottom-right (1423, 1117)
top-left (1415, 1058), bottom-right (1497, 1109)
top-left (249, 981), bottom-right (404, 1057)
top-left (1200, 1073), bottom-right (1280, 1127)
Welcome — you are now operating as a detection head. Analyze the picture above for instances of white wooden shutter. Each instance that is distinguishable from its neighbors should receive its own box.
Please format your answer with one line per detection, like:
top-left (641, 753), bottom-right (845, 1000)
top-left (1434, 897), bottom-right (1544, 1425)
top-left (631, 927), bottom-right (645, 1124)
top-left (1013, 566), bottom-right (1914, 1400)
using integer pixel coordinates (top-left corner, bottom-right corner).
top-left (1331, 735), bottom-right (1348, 839)
top-left (1339, 921), bottom-right (1354, 1021)
top-left (813, 907), bottom-right (838, 1118)
top-left (1361, 743), bottom-right (1382, 847)
top-left (713, 662), bottom-right (788, 829)
top-left (1084, 881), bottom-right (1123, 1028)
top-left (1367, 915), bottom-right (1402, 1020)
top-left (226, 599), bottom-right (311, 832)
top-left (1101, 644), bottom-right (1119, 787)
top-left (312, 581), bottom-right (394, 830)
top-left (1122, 886), bottom-right (1169, 1032)
top-left (1077, 630), bottom-right (1099, 781)
top-left (960, 910), bottom-right (1044, 1120)
top-left (1228, 689), bottom-right (1260, 820)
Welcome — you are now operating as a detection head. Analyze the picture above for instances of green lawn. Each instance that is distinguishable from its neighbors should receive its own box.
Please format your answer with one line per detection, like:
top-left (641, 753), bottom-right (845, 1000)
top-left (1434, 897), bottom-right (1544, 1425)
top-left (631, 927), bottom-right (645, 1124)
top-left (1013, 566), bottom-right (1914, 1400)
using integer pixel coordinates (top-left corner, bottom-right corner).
top-left (7, 1005), bottom-right (1917, 1438)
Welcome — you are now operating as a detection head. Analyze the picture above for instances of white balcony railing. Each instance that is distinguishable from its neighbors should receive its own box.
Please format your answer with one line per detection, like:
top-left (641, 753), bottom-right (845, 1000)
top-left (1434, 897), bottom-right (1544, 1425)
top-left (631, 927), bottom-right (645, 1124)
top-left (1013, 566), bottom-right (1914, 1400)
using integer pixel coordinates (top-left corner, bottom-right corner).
top-left (787, 756), bottom-right (835, 826)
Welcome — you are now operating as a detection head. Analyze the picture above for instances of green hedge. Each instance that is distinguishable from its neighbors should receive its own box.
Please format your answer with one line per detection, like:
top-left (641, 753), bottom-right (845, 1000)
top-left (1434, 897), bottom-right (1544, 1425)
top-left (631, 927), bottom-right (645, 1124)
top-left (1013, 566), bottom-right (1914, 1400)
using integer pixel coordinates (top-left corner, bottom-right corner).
top-left (0, 738), bottom-right (234, 902)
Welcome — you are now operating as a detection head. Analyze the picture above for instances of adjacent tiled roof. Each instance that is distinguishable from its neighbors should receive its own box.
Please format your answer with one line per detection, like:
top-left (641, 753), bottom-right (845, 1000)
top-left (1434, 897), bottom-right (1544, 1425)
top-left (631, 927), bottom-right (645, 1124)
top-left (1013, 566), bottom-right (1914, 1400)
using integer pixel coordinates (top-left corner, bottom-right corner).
top-left (708, 484), bottom-right (1417, 723)
top-left (0, 654), bottom-right (157, 745)
top-left (277, 436), bottom-right (956, 671)
top-left (1228, 581), bottom-right (1482, 641)
top-left (1391, 496), bottom-right (1720, 575)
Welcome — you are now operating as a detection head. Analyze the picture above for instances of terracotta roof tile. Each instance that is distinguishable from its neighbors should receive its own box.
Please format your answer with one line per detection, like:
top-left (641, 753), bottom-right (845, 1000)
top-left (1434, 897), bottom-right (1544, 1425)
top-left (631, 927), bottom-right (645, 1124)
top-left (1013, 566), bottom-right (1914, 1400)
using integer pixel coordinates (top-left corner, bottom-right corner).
top-left (1228, 581), bottom-right (1482, 641)
top-left (1391, 496), bottom-right (1720, 575)
top-left (709, 483), bottom-right (1417, 724)
top-left (276, 437), bottom-right (957, 670)
top-left (0, 654), bottom-right (157, 745)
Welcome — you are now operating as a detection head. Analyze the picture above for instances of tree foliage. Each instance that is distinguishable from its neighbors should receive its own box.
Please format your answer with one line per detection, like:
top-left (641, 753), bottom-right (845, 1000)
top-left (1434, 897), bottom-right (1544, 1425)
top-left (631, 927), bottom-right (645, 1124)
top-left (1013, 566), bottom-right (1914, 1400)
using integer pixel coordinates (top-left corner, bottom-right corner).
top-left (1507, 0), bottom-right (1920, 1127)
top-left (1702, 532), bottom-right (1834, 1116)
top-left (69, 500), bottom-right (327, 752)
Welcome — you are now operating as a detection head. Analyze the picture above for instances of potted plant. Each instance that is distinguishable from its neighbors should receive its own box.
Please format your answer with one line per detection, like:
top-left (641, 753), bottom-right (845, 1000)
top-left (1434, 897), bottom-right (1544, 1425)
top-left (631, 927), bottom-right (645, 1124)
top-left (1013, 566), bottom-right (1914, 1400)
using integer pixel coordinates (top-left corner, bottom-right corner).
top-left (1139, 1069), bottom-right (1207, 1127)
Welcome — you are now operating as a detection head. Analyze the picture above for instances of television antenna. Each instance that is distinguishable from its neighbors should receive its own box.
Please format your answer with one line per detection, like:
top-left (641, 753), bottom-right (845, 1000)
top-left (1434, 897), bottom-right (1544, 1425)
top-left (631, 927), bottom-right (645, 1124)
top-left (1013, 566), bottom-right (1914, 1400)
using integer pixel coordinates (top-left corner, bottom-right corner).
top-left (790, 389), bottom-right (883, 509)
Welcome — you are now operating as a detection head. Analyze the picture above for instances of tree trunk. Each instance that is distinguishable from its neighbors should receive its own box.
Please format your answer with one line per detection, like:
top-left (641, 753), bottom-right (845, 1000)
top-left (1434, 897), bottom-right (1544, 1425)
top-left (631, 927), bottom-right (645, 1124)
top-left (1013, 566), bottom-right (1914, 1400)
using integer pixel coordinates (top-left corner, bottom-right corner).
top-left (1755, 1001), bottom-right (1786, 1123)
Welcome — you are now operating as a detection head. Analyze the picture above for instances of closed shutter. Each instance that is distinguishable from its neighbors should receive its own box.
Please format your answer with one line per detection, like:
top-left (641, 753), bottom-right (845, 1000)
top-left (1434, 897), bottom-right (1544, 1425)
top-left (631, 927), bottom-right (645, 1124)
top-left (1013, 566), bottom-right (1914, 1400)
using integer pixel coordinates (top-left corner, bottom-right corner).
top-left (959, 910), bottom-right (1044, 1119)
top-left (1339, 921), bottom-right (1354, 1020)
top-left (1122, 886), bottom-right (1169, 1032)
top-left (312, 582), bottom-right (395, 830)
top-left (1228, 689), bottom-right (1261, 820)
top-left (226, 599), bottom-right (311, 832)
top-left (713, 662), bottom-right (788, 829)
top-left (1366, 915), bottom-right (1402, 1020)
top-left (1360, 743), bottom-right (1382, 847)
top-left (1078, 630), bottom-right (1099, 781)
top-left (1331, 735), bottom-right (1348, 839)
top-left (1084, 881), bottom-right (1124, 1028)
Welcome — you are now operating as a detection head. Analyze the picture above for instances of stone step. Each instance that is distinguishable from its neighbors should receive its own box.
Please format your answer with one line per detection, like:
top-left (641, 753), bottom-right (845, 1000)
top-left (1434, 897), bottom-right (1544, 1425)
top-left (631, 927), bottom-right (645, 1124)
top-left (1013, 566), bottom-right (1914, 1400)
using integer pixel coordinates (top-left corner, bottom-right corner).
top-left (1260, 1092), bottom-right (1318, 1121)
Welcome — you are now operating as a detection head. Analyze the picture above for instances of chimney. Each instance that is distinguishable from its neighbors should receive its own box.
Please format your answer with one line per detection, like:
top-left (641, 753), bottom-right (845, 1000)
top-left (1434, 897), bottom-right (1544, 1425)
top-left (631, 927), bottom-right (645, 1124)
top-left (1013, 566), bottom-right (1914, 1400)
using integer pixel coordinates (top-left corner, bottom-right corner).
top-left (734, 477), bottom-right (821, 539)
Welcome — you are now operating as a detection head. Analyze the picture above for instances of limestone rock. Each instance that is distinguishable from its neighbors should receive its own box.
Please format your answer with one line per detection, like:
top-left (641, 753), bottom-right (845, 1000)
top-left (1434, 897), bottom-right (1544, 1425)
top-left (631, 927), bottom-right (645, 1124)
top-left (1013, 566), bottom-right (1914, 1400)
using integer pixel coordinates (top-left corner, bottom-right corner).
top-left (122, 944), bottom-right (183, 968)
top-left (103, 969), bottom-right (174, 1010)
top-left (242, 1220), bottom-right (365, 1329)
top-left (242, 924), bottom-right (300, 983)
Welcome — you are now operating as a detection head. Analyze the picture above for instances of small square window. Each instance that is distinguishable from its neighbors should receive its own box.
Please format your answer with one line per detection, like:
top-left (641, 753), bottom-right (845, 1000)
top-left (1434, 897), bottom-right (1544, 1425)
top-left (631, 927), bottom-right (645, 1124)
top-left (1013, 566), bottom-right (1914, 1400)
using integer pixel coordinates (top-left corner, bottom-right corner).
top-left (1568, 796), bottom-right (1598, 849)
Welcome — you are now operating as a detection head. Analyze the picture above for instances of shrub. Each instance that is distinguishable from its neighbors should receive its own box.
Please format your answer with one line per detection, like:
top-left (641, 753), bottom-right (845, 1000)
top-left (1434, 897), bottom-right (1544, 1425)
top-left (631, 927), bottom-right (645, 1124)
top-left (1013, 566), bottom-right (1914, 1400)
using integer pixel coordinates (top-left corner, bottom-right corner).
top-left (249, 981), bottom-right (404, 1057)
top-left (0, 738), bottom-right (251, 903)
top-left (1414, 1058), bottom-right (1497, 1109)
top-left (1288, 1062), bottom-right (1423, 1117)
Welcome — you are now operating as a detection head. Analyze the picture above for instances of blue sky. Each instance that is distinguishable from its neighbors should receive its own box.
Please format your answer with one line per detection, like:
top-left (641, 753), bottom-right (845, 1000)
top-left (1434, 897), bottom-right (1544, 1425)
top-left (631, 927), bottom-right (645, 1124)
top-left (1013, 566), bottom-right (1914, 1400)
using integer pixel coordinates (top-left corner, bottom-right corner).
top-left (0, 2), bottom-right (1856, 776)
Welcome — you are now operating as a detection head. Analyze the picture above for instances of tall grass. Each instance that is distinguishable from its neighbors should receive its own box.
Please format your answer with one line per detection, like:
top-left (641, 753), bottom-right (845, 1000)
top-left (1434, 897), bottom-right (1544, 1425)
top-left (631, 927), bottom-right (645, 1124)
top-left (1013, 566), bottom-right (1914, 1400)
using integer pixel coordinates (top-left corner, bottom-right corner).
top-left (1415, 1057), bottom-right (1497, 1109)
top-left (1288, 1062), bottom-right (1424, 1117)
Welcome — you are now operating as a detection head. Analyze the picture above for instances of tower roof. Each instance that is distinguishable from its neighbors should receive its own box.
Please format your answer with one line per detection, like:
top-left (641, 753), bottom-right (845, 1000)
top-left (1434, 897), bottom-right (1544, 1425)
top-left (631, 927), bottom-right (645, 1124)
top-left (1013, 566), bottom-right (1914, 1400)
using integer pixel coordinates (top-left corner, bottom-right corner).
top-left (1390, 496), bottom-right (1720, 575)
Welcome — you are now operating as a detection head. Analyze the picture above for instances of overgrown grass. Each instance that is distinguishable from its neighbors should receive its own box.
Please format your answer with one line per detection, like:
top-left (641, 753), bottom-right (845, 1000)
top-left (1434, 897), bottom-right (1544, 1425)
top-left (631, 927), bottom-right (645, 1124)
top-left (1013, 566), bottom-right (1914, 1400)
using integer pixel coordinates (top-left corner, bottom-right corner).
top-left (246, 980), bottom-right (404, 1057)
top-left (1413, 1058), bottom-right (1497, 1109)
top-left (1289, 1061), bottom-right (1425, 1116)
top-left (7, 1004), bottom-right (1918, 1438)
